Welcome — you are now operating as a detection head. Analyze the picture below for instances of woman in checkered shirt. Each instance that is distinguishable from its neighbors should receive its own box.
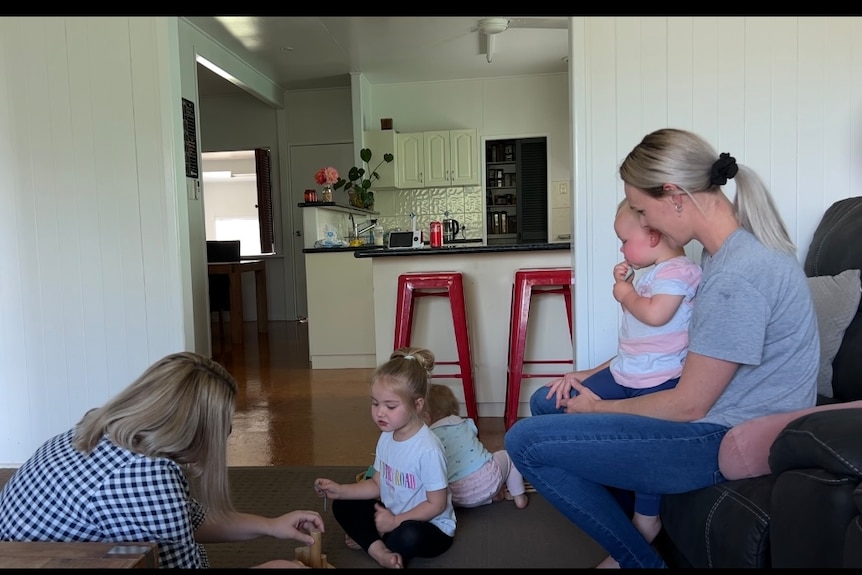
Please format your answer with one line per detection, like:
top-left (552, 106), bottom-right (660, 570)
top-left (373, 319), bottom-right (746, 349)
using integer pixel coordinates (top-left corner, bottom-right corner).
top-left (0, 351), bottom-right (323, 568)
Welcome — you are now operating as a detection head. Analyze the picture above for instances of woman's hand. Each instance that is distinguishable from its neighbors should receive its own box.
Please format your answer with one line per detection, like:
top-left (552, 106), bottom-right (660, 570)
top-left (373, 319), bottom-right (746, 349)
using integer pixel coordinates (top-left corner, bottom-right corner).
top-left (373, 502), bottom-right (398, 535)
top-left (314, 478), bottom-right (341, 500)
top-left (268, 510), bottom-right (325, 545)
top-left (544, 371), bottom-right (586, 409)
top-left (560, 380), bottom-right (602, 414)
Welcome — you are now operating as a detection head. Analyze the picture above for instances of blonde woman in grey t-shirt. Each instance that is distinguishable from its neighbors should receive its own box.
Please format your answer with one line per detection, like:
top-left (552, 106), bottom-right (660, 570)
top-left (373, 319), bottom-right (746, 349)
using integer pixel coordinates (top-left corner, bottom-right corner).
top-left (505, 128), bottom-right (819, 569)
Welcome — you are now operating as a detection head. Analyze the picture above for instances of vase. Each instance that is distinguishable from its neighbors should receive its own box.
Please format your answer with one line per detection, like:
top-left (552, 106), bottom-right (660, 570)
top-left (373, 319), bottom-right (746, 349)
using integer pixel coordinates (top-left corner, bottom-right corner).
top-left (321, 185), bottom-right (333, 203)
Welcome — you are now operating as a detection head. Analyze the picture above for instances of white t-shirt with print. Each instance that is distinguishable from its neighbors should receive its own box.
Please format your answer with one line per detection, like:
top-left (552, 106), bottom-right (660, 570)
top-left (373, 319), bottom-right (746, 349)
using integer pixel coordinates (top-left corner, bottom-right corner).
top-left (374, 424), bottom-right (456, 537)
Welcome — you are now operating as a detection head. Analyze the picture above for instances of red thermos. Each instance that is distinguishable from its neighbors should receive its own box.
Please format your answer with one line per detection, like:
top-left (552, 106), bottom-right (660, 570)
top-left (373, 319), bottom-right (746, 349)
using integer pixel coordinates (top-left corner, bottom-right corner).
top-left (430, 221), bottom-right (443, 247)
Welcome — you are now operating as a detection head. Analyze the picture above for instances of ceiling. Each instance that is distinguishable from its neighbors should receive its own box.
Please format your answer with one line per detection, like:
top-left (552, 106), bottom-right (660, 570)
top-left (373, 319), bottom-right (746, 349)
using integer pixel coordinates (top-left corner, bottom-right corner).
top-left (185, 16), bottom-right (570, 97)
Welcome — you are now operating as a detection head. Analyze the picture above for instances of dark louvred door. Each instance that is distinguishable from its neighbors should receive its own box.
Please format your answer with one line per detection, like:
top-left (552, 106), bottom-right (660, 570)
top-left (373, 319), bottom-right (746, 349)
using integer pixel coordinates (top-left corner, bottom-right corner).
top-left (255, 147), bottom-right (275, 254)
top-left (516, 138), bottom-right (548, 243)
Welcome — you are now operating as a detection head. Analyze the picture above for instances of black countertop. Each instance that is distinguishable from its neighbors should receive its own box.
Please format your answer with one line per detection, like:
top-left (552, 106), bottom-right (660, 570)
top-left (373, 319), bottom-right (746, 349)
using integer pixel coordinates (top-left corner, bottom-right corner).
top-left (303, 238), bottom-right (484, 254)
top-left (353, 242), bottom-right (570, 258)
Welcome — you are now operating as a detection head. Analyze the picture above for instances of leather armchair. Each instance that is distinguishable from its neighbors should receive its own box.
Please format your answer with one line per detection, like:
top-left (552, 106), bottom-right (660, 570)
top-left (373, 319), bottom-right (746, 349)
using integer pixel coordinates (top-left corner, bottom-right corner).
top-left (657, 196), bottom-right (862, 568)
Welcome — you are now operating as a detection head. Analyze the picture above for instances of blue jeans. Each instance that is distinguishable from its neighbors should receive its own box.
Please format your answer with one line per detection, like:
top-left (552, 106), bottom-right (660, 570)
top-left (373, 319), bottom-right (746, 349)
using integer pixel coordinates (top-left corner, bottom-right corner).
top-left (529, 368), bottom-right (681, 516)
top-left (505, 413), bottom-right (728, 568)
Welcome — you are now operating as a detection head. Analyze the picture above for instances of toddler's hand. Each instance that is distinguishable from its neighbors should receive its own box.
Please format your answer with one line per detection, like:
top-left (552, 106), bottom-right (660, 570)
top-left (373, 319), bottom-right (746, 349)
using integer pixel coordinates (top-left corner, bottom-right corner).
top-left (314, 478), bottom-right (341, 500)
top-left (373, 502), bottom-right (397, 535)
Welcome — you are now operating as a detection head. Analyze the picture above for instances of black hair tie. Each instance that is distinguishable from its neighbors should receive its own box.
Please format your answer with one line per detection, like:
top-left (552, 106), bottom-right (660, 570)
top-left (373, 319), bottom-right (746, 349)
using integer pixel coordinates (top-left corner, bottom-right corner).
top-left (710, 152), bottom-right (738, 186)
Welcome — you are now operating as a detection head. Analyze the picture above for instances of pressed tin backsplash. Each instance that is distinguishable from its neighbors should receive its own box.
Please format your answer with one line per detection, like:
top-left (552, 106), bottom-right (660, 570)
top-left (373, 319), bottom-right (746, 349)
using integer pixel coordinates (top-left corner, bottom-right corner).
top-left (370, 186), bottom-right (484, 239)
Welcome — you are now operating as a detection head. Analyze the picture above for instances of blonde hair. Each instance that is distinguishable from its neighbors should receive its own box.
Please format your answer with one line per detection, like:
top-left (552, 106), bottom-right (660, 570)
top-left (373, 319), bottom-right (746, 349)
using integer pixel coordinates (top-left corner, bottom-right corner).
top-left (372, 346), bottom-right (435, 420)
top-left (73, 351), bottom-right (237, 519)
top-left (619, 128), bottom-right (795, 256)
top-left (426, 383), bottom-right (460, 424)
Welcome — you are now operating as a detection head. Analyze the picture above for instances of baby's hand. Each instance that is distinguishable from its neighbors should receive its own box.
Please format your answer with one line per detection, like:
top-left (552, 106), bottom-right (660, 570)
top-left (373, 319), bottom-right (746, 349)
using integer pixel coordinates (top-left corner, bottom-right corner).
top-left (613, 261), bottom-right (632, 283)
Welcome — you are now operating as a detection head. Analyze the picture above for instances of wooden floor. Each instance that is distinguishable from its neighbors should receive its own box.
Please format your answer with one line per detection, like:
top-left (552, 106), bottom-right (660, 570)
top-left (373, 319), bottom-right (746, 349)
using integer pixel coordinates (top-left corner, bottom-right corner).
top-left (213, 320), bottom-right (506, 467)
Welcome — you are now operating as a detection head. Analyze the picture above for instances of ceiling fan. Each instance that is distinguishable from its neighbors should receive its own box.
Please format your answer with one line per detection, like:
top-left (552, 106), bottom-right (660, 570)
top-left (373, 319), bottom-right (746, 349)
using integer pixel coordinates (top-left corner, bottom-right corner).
top-left (475, 17), bottom-right (568, 63)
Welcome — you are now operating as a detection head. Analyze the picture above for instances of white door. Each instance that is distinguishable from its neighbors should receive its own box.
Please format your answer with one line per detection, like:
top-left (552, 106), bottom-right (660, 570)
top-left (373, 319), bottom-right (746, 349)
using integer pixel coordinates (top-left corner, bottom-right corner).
top-left (288, 143), bottom-right (355, 318)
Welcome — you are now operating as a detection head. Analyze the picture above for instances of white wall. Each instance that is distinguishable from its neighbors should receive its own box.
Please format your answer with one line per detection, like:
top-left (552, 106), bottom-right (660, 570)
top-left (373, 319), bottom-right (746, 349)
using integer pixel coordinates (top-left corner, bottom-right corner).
top-left (571, 16), bottom-right (862, 370)
top-left (0, 17), bottom-right (188, 464)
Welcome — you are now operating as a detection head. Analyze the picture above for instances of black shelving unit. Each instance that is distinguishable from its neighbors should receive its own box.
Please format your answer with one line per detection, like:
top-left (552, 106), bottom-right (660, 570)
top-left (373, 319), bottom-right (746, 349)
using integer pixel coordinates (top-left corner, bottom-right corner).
top-left (485, 138), bottom-right (548, 245)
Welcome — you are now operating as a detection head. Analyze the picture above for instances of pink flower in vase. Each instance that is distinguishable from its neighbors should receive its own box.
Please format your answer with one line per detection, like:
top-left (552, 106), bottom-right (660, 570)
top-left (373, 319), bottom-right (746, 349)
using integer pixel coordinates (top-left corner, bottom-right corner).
top-left (314, 166), bottom-right (339, 185)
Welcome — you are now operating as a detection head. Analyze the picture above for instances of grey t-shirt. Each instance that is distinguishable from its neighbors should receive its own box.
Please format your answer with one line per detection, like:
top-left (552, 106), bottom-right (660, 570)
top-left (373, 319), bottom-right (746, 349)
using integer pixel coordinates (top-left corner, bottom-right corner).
top-left (692, 229), bottom-right (818, 427)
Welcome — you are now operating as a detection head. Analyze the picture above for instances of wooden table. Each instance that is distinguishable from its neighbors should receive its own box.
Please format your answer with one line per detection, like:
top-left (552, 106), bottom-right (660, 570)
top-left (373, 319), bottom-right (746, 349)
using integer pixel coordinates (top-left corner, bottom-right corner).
top-left (208, 260), bottom-right (268, 345)
top-left (0, 541), bottom-right (158, 568)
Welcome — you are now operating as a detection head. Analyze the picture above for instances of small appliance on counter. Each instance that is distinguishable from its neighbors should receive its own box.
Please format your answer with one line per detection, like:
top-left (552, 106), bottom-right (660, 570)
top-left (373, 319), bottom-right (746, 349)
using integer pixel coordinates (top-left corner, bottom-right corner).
top-left (442, 217), bottom-right (460, 243)
top-left (388, 230), bottom-right (421, 249)
top-left (389, 212), bottom-right (426, 249)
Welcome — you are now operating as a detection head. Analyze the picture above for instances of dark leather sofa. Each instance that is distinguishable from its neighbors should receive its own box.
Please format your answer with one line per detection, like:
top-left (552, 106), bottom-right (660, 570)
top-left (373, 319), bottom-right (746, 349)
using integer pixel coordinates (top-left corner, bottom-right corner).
top-left (657, 196), bottom-right (862, 568)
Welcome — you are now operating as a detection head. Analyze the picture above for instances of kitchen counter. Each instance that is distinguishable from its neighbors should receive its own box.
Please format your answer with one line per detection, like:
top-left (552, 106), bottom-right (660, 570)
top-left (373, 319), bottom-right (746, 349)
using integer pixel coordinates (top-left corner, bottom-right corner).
top-left (354, 241), bottom-right (569, 258)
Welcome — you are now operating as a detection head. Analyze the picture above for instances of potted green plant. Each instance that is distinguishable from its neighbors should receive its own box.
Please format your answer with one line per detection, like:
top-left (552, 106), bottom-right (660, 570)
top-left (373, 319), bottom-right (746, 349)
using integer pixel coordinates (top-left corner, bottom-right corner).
top-left (333, 147), bottom-right (394, 209)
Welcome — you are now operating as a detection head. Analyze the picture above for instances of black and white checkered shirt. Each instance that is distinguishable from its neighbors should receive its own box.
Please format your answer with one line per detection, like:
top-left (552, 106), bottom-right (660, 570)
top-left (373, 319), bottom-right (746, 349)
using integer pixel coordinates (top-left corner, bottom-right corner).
top-left (0, 429), bottom-right (209, 568)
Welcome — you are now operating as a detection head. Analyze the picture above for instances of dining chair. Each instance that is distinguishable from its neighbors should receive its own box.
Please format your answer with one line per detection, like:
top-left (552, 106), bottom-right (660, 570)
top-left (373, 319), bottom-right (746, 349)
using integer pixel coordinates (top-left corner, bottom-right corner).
top-left (207, 240), bottom-right (241, 345)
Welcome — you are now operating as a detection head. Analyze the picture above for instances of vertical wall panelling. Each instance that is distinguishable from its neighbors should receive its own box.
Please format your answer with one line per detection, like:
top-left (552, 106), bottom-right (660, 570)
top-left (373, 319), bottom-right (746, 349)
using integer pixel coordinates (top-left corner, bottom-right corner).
top-left (34, 18), bottom-right (74, 445)
top-left (822, 18), bottom-right (854, 248)
top-left (796, 18), bottom-right (827, 253)
top-left (0, 18), bottom-right (40, 459)
top-left (690, 18), bottom-right (720, 145)
top-left (769, 18), bottom-right (801, 247)
top-left (639, 18), bottom-right (670, 130)
top-left (0, 17), bottom-right (186, 465)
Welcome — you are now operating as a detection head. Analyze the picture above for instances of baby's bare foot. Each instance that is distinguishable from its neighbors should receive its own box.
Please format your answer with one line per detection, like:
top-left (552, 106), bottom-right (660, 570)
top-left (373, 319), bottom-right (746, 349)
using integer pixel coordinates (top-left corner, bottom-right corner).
top-left (632, 512), bottom-right (662, 544)
top-left (344, 534), bottom-right (361, 550)
top-left (595, 555), bottom-right (621, 568)
top-left (368, 540), bottom-right (403, 569)
top-left (513, 493), bottom-right (529, 509)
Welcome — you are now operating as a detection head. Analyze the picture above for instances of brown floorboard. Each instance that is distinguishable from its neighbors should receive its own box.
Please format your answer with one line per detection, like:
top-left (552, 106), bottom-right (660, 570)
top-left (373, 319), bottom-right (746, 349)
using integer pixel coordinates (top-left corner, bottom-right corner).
top-left (214, 320), bottom-right (506, 467)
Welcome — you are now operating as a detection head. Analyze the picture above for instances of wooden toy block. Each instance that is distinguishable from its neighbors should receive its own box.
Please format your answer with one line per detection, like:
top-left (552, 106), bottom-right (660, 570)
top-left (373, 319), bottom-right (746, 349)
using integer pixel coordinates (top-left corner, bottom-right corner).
top-left (294, 530), bottom-right (335, 568)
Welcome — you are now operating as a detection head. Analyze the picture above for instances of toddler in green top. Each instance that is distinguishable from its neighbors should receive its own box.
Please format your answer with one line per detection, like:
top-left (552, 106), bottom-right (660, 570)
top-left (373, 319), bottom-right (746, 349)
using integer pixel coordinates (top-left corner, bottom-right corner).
top-left (425, 384), bottom-right (528, 509)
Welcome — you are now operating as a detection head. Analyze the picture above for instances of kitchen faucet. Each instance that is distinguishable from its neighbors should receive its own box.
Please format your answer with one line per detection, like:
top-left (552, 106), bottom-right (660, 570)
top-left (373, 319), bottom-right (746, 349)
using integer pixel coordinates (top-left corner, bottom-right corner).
top-left (349, 213), bottom-right (377, 239)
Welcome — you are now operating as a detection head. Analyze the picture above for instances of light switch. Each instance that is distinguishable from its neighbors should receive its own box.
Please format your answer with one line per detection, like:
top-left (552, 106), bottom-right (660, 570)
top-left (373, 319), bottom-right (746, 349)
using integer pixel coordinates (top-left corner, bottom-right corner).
top-left (187, 179), bottom-right (200, 200)
top-left (550, 181), bottom-right (571, 208)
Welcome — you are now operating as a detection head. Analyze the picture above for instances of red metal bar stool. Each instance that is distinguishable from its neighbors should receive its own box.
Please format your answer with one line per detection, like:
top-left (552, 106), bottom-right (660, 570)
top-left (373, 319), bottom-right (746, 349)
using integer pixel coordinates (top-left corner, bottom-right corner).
top-left (394, 272), bottom-right (478, 422)
top-left (504, 267), bottom-right (574, 429)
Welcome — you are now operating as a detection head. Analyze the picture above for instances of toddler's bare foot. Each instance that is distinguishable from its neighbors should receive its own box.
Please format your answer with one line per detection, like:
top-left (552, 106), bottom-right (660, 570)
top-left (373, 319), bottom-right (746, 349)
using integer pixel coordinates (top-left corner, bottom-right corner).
top-left (632, 512), bottom-right (662, 544)
top-left (513, 493), bottom-right (529, 509)
top-left (595, 555), bottom-right (621, 568)
top-left (344, 534), bottom-right (361, 550)
top-left (492, 487), bottom-right (506, 503)
top-left (368, 540), bottom-right (403, 569)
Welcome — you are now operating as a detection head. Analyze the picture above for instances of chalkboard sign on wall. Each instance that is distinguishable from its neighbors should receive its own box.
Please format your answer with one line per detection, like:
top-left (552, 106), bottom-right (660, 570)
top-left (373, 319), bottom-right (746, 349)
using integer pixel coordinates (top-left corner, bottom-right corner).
top-left (182, 98), bottom-right (199, 179)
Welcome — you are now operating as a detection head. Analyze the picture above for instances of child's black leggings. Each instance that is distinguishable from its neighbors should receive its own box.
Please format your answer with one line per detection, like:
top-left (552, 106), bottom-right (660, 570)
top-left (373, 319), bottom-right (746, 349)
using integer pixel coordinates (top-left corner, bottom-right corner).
top-left (332, 498), bottom-right (453, 565)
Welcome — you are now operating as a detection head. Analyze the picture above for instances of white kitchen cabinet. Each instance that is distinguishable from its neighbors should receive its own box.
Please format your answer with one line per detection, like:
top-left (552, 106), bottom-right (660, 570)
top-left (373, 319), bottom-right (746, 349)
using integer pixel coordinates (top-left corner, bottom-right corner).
top-left (362, 130), bottom-right (397, 189)
top-left (395, 132), bottom-right (424, 188)
top-left (394, 129), bottom-right (479, 189)
top-left (424, 129), bottom-right (480, 187)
